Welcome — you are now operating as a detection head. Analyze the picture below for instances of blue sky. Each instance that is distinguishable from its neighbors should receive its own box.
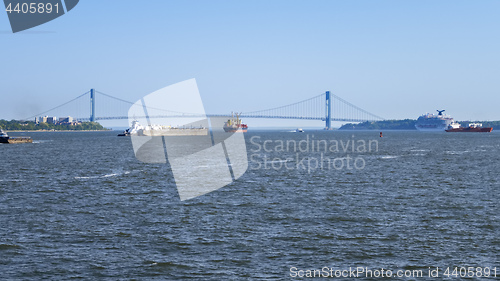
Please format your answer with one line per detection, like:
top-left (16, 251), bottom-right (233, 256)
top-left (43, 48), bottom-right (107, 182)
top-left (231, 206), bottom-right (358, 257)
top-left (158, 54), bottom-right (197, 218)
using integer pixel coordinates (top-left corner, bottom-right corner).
top-left (1, 0), bottom-right (499, 128)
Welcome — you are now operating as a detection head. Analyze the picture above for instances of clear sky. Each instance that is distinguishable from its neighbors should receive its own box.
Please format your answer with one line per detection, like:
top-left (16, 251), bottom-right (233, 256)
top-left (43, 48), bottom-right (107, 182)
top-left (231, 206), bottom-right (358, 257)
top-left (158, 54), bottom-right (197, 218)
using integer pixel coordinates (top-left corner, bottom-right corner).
top-left (1, 0), bottom-right (499, 128)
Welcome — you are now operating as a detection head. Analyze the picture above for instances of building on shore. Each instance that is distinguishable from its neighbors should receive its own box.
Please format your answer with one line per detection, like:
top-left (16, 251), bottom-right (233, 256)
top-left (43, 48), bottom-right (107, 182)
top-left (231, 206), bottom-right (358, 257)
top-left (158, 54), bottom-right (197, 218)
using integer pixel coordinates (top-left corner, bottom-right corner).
top-left (47, 116), bottom-right (57, 124)
top-left (36, 116), bottom-right (81, 126)
top-left (58, 116), bottom-right (73, 123)
top-left (36, 116), bottom-right (48, 124)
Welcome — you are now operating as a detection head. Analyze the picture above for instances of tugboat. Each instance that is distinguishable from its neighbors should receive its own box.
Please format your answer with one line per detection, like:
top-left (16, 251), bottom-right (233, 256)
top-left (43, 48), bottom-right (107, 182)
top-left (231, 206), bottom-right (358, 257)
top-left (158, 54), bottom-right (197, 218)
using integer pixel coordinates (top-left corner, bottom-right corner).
top-left (0, 129), bottom-right (33, 144)
top-left (117, 127), bottom-right (131, 137)
top-left (445, 123), bottom-right (493, 132)
top-left (118, 120), bottom-right (143, 136)
top-left (223, 113), bottom-right (248, 133)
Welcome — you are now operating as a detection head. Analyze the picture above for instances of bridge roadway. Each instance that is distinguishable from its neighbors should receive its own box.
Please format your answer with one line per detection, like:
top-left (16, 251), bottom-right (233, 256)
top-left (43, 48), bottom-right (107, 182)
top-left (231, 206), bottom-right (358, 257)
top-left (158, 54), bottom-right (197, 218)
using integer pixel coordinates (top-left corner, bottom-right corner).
top-left (79, 114), bottom-right (372, 123)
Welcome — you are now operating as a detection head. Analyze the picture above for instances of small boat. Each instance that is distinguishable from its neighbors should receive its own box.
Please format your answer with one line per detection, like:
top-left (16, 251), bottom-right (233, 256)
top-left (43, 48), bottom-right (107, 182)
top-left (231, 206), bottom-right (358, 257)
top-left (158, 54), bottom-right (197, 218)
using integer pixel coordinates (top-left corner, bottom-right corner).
top-left (0, 129), bottom-right (33, 144)
top-left (117, 128), bottom-right (131, 137)
top-left (118, 120), bottom-right (142, 136)
top-left (295, 128), bottom-right (304, 133)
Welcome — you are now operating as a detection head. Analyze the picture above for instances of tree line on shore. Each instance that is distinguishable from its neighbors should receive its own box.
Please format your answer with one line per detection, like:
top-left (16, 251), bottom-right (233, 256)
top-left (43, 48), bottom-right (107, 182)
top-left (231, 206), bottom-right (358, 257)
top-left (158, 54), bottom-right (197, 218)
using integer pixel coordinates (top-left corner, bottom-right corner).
top-left (0, 120), bottom-right (107, 131)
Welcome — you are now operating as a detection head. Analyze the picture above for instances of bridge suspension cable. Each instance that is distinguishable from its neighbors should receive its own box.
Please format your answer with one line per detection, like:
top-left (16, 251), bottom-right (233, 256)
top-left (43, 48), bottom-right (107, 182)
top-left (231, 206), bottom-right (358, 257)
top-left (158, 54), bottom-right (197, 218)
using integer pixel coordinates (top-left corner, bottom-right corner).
top-left (24, 91), bottom-right (90, 121)
top-left (95, 90), bottom-right (201, 116)
top-left (240, 91), bottom-right (384, 124)
top-left (242, 93), bottom-right (326, 120)
top-left (331, 94), bottom-right (384, 121)
top-left (23, 88), bottom-right (384, 127)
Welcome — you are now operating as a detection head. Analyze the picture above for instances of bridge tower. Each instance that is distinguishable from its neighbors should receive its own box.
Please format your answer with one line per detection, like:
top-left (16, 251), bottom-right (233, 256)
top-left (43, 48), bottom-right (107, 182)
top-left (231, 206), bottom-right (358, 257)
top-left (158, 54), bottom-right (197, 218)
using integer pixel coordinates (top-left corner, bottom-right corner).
top-left (325, 91), bottom-right (332, 130)
top-left (90, 89), bottom-right (96, 122)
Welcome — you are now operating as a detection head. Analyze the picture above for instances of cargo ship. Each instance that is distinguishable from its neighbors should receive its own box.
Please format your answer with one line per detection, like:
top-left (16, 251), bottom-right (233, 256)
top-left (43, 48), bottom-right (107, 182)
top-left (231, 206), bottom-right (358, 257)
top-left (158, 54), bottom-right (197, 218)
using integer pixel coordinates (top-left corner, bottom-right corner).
top-left (223, 113), bottom-right (248, 133)
top-left (445, 123), bottom-right (493, 132)
top-left (0, 129), bottom-right (33, 144)
top-left (415, 110), bottom-right (454, 131)
top-left (118, 120), bottom-right (208, 136)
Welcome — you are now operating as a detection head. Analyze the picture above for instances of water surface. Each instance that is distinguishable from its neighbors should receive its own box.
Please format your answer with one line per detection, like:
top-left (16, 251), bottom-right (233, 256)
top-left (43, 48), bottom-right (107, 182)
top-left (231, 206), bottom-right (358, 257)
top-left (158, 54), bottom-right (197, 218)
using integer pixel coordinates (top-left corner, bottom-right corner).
top-left (1, 131), bottom-right (498, 279)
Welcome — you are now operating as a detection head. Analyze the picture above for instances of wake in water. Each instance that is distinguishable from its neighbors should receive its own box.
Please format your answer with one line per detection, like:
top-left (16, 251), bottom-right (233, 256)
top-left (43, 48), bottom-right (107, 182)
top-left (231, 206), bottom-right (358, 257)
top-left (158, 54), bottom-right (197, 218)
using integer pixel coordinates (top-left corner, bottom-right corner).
top-left (74, 170), bottom-right (138, 180)
top-left (0, 179), bottom-right (26, 182)
top-left (32, 140), bottom-right (53, 144)
top-left (379, 155), bottom-right (399, 159)
top-left (445, 150), bottom-right (470, 155)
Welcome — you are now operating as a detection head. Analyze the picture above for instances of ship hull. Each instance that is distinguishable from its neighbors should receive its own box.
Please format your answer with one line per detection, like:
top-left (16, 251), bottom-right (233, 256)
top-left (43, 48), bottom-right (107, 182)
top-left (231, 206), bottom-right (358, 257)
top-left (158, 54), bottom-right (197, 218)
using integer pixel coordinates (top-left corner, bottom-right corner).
top-left (415, 126), bottom-right (447, 131)
top-left (223, 128), bottom-right (247, 133)
top-left (0, 137), bottom-right (33, 143)
top-left (138, 128), bottom-right (208, 136)
top-left (223, 125), bottom-right (248, 133)
top-left (445, 127), bottom-right (493, 132)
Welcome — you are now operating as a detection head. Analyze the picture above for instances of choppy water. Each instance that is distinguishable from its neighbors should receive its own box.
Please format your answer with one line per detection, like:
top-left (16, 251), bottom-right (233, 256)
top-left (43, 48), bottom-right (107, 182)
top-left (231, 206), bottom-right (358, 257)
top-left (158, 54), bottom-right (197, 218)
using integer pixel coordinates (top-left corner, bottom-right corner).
top-left (1, 130), bottom-right (499, 280)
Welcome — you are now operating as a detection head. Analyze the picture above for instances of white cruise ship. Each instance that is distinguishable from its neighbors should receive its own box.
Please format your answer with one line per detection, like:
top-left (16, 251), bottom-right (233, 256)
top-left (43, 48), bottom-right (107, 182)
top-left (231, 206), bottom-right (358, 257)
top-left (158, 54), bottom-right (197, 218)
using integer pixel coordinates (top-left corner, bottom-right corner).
top-left (415, 110), bottom-right (455, 131)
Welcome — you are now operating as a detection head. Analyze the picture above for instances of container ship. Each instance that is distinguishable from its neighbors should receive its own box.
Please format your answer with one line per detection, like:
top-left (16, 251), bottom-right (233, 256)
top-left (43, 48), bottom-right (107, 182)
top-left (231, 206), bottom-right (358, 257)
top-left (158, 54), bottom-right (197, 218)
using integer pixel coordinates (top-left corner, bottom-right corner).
top-left (223, 113), bottom-right (248, 133)
top-left (0, 129), bottom-right (32, 144)
top-left (445, 123), bottom-right (493, 132)
top-left (415, 110), bottom-right (454, 131)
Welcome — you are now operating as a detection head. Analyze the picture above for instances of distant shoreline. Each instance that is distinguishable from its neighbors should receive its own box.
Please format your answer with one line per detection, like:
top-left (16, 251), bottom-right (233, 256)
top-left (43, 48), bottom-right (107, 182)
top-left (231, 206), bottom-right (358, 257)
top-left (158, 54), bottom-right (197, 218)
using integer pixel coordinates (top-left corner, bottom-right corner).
top-left (6, 130), bottom-right (113, 132)
top-left (339, 119), bottom-right (500, 130)
top-left (0, 120), bottom-right (108, 132)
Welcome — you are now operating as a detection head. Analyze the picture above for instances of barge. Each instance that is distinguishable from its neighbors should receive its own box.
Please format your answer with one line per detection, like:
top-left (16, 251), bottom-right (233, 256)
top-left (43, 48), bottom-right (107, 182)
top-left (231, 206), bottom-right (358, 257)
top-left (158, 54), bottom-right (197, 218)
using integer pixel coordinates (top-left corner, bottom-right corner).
top-left (0, 129), bottom-right (33, 143)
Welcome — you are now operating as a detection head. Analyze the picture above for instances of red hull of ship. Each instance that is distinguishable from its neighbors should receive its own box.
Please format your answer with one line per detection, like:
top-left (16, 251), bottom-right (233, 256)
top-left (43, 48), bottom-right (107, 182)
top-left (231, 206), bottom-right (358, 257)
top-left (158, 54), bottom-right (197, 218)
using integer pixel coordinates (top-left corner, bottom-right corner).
top-left (224, 129), bottom-right (248, 133)
top-left (445, 127), bottom-right (493, 132)
top-left (223, 124), bottom-right (248, 133)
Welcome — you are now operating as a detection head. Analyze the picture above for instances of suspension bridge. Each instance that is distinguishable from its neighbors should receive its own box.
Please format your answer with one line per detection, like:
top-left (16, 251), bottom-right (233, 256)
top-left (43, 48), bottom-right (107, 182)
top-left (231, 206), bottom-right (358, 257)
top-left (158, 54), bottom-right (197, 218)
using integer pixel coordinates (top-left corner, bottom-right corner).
top-left (25, 89), bottom-right (384, 129)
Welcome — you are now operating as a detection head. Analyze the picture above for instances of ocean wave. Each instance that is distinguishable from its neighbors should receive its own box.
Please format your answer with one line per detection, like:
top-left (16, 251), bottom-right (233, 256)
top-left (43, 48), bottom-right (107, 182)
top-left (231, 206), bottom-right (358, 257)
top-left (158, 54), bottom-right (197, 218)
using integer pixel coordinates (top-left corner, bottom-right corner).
top-left (0, 179), bottom-right (26, 182)
top-left (267, 159), bottom-right (290, 164)
top-left (74, 170), bottom-right (138, 180)
top-left (445, 150), bottom-right (470, 155)
top-left (380, 155), bottom-right (398, 159)
top-left (32, 140), bottom-right (52, 144)
top-left (0, 243), bottom-right (21, 250)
